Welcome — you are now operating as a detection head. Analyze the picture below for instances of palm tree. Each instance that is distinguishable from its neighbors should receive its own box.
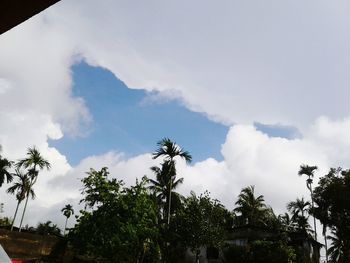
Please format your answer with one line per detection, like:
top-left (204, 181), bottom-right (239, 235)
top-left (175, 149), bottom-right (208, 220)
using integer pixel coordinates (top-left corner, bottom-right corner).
top-left (327, 227), bottom-right (345, 263)
top-left (298, 164), bottom-right (318, 240)
top-left (7, 169), bottom-right (34, 231)
top-left (16, 147), bottom-right (50, 231)
top-left (148, 161), bottom-right (184, 221)
top-left (234, 186), bottom-right (267, 226)
top-left (61, 204), bottom-right (74, 236)
top-left (0, 154), bottom-right (13, 187)
top-left (278, 213), bottom-right (296, 232)
top-left (287, 197), bottom-right (313, 234)
top-left (152, 138), bottom-right (191, 224)
top-left (287, 197), bottom-right (310, 219)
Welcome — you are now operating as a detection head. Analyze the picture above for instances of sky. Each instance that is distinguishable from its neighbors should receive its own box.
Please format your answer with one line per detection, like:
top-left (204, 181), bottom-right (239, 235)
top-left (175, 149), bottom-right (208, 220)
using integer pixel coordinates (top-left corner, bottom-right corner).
top-left (1, 0), bottom-right (350, 249)
top-left (49, 62), bottom-right (228, 165)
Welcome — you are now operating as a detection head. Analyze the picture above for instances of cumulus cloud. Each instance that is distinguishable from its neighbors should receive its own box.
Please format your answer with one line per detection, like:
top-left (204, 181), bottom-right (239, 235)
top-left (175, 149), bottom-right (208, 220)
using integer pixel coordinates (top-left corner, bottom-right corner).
top-left (33, 117), bottom-right (350, 224)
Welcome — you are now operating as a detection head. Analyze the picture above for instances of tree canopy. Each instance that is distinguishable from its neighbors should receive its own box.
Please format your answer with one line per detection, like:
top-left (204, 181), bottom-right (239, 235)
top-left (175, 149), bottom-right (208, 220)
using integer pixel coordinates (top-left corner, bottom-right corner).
top-left (313, 167), bottom-right (350, 262)
top-left (70, 168), bottom-right (159, 262)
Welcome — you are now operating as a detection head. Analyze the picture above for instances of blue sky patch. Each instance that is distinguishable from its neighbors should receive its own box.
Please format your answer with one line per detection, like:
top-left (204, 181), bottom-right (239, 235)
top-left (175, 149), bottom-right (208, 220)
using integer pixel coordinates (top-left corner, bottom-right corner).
top-left (49, 62), bottom-right (229, 165)
top-left (254, 122), bottom-right (301, 139)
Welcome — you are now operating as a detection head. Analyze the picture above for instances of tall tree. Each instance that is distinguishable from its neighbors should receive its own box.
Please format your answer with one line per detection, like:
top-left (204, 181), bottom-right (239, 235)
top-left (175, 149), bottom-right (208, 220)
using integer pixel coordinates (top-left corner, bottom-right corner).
top-left (61, 204), bottom-right (74, 236)
top-left (313, 193), bottom-right (331, 263)
top-left (148, 160), bottom-right (184, 221)
top-left (149, 152), bottom-right (188, 262)
top-left (234, 185), bottom-right (267, 226)
top-left (152, 138), bottom-right (191, 225)
top-left (16, 147), bottom-right (50, 231)
top-left (7, 169), bottom-right (34, 231)
top-left (298, 164), bottom-right (318, 240)
top-left (313, 168), bottom-right (350, 262)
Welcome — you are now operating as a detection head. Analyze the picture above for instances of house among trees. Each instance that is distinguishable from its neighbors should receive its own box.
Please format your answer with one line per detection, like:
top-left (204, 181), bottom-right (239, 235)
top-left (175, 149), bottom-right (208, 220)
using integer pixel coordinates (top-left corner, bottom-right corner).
top-left (288, 232), bottom-right (323, 263)
top-left (183, 225), bottom-right (322, 263)
top-left (226, 226), bottom-right (322, 263)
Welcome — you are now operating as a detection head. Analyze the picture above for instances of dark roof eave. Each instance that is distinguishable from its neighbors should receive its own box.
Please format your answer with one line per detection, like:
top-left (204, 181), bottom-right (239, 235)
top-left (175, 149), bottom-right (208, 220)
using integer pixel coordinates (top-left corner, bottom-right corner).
top-left (0, 0), bottom-right (61, 35)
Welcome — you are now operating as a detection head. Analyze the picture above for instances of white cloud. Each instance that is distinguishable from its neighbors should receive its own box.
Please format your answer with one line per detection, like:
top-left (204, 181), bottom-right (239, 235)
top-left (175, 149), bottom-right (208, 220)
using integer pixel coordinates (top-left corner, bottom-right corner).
top-left (24, 117), bottom-right (350, 223)
top-left (37, 0), bottom-right (350, 127)
top-left (0, 12), bottom-right (91, 137)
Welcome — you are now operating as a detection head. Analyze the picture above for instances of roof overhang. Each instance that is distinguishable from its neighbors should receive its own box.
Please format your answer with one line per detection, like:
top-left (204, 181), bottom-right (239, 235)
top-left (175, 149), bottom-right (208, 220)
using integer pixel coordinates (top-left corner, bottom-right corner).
top-left (0, 0), bottom-right (61, 35)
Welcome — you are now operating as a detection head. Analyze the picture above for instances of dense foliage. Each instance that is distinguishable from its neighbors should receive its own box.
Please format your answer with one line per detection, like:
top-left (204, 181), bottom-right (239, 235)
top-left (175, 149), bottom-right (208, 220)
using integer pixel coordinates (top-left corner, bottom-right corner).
top-left (313, 168), bottom-right (350, 262)
top-left (36, 220), bottom-right (61, 235)
top-left (172, 191), bottom-right (230, 262)
top-left (69, 168), bottom-right (159, 262)
top-left (1, 141), bottom-right (350, 263)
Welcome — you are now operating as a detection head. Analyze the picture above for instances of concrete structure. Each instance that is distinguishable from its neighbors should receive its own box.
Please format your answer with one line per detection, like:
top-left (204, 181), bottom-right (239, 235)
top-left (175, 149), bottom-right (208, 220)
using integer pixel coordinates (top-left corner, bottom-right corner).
top-left (0, 228), bottom-right (68, 262)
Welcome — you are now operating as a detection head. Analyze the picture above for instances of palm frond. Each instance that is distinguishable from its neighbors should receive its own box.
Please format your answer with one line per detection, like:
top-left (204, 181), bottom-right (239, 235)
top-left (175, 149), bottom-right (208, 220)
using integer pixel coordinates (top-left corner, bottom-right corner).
top-left (298, 164), bottom-right (318, 177)
top-left (152, 138), bottom-right (192, 163)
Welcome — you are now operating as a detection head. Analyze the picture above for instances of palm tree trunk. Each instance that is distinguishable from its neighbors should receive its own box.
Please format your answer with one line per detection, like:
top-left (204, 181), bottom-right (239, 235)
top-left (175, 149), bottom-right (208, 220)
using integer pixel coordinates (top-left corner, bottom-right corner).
top-left (309, 184), bottom-right (317, 240)
top-left (64, 217), bottom-right (68, 236)
top-left (324, 232), bottom-right (328, 263)
top-left (167, 179), bottom-right (172, 225)
top-left (166, 159), bottom-right (175, 225)
top-left (195, 249), bottom-right (200, 263)
top-left (19, 165), bottom-right (36, 232)
top-left (19, 190), bottom-right (30, 232)
top-left (322, 224), bottom-right (328, 263)
top-left (10, 200), bottom-right (20, 231)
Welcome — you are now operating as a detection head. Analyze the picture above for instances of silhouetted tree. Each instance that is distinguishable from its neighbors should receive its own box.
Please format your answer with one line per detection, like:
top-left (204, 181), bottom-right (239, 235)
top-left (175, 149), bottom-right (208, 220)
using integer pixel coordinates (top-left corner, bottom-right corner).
top-left (298, 164), bottom-right (318, 240)
top-left (7, 169), bottom-right (34, 231)
top-left (234, 186), bottom-right (267, 226)
top-left (16, 147), bottom-right (50, 231)
top-left (153, 138), bottom-right (191, 225)
top-left (61, 204), bottom-right (74, 236)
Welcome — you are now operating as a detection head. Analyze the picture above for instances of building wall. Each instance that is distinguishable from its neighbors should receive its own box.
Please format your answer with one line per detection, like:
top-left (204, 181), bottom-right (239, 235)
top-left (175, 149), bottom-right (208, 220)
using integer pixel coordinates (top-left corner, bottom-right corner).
top-left (0, 229), bottom-right (67, 261)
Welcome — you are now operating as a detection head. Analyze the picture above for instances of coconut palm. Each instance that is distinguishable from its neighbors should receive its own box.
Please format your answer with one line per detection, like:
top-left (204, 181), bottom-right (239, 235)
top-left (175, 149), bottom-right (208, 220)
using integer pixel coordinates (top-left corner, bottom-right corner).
top-left (7, 169), bottom-right (34, 231)
top-left (148, 161), bottom-right (184, 220)
top-left (0, 154), bottom-right (13, 187)
top-left (16, 147), bottom-right (50, 231)
top-left (152, 138), bottom-right (191, 224)
top-left (298, 164), bottom-right (318, 240)
top-left (287, 197), bottom-right (313, 234)
top-left (61, 204), bottom-right (74, 236)
top-left (234, 186), bottom-right (267, 226)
